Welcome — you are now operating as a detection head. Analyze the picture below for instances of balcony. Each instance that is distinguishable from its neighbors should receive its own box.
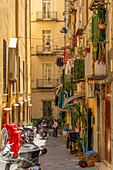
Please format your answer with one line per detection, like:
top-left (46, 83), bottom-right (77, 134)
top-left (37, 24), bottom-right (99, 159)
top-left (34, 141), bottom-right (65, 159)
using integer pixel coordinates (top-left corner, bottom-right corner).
top-left (85, 43), bottom-right (106, 80)
top-left (36, 45), bottom-right (57, 55)
top-left (36, 79), bottom-right (61, 89)
top-left (36, 12), bottom-right (58, 22)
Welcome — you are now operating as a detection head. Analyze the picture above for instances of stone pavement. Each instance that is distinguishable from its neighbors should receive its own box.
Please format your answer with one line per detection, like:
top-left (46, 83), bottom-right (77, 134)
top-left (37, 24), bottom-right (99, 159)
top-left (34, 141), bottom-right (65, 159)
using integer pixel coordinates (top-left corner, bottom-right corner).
top-left (39, 135), bottom-right (98, 170)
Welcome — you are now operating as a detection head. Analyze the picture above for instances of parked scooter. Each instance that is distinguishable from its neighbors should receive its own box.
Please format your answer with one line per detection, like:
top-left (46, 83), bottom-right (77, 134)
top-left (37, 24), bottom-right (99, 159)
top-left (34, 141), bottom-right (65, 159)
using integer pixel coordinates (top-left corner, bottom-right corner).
top-left (19, 126), bottom-right (34, 144)
top-left (1, 142), bottom-right (47, 170)
top-left (39, 120), bottom-right (47, 139)
top-left (1, 127), bottom-right (47, 170)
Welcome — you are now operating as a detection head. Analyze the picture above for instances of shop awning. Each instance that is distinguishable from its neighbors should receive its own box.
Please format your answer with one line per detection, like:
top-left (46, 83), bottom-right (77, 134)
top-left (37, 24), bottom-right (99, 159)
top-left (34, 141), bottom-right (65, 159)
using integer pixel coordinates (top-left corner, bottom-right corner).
top-left (64, 93), bottom-right (85, 105)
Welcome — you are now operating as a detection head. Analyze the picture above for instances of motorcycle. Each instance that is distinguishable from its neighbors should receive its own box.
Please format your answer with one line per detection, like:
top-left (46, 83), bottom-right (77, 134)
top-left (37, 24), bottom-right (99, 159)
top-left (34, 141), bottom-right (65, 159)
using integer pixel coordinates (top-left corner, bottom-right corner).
top-left (19, 126), bottom-right (34, 144)
top-left (39, 124), bottom-right (47, 139)
top-left (1, 127), bottom-right (47, 170)
top-left (1, 142), bottom-right (47, 170)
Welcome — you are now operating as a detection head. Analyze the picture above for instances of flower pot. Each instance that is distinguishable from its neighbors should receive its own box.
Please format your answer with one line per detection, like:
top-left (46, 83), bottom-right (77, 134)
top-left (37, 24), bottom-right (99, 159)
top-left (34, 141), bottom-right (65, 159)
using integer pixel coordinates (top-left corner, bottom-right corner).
top-left (78, 152), bottom-right (83, 156)
top-left (94, 46), bottom-right (98, 52)
top-left (98, 19), bottom-right (106, 29)
top-left (86, 48), bottom-right (90, 53)
top-left (73, 9), bottom-right (77, 15)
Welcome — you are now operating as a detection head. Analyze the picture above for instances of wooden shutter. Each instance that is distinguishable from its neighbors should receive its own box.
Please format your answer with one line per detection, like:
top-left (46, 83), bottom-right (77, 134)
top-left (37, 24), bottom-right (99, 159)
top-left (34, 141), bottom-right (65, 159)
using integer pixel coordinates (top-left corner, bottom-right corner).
top-left (74, 59), bottom-right (84, 80)
top-left (98, 5), bottom-right (106, 42)
top-left (92, 16), bottom-right (99, 43)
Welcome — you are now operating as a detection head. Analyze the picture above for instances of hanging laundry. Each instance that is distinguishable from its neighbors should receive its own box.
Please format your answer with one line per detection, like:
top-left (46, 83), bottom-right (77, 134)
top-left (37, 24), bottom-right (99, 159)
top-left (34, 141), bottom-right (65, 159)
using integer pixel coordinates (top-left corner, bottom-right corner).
top-left (65, 59), bottom-right (72, 75)
top-left (56, 56), bottom-right (64, 67)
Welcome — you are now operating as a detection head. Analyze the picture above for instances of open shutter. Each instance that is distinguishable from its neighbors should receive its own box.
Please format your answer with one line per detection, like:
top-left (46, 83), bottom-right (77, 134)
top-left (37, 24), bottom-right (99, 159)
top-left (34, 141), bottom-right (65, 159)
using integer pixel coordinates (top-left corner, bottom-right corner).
top-left (92, 16), bottom-right (99, 43)
top-left (98, 5), bottom-right (106, 42)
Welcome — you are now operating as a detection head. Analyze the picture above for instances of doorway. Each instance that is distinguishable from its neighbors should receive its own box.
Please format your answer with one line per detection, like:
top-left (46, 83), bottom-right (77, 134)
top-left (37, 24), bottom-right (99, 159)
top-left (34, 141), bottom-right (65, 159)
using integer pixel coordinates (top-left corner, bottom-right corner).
top-left (42, 0), bottom-right (51, 19)
top-left (42, 63), bottom-right (52, 86)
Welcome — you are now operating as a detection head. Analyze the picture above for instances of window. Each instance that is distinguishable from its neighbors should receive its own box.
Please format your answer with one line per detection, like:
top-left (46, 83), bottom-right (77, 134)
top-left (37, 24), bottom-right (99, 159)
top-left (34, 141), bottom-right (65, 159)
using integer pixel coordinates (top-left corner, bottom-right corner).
top-left (43, 0), bottom-right (51, 19)
top-left (8, 38), bottom-right (17, 81)
top-left (12, 82), bottom-right (15, 93)
top-left (19, 57), bottom-right (20, 92)
top-left (43, 101), bottom-right (51, 118)
top-left (23, 61), bottom-right (25, 91)
top-left (3, 40), bottom-right (7, 94)
top-left (42, 63), bottom-right (52, 86)
top-left (42, 30), bottom-right (51, 52)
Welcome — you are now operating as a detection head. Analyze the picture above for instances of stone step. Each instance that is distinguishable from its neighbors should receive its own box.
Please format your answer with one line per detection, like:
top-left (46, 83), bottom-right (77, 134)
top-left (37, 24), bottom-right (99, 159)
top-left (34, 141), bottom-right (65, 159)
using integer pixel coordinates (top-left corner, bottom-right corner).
top-left (95, 162), bottom-right (111, 170)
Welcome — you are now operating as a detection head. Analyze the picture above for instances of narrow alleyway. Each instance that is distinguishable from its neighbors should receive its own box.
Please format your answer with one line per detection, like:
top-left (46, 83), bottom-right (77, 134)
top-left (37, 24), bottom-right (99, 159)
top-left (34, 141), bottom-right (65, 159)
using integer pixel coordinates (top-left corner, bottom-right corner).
top-left (39, 136), bottom-right (97, 170)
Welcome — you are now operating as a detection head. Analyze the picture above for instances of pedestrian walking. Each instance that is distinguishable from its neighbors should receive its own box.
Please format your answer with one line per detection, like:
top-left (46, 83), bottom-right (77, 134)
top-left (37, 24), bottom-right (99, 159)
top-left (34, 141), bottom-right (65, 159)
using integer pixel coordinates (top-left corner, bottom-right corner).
top-left (53, 119), bottom-right (58, 137)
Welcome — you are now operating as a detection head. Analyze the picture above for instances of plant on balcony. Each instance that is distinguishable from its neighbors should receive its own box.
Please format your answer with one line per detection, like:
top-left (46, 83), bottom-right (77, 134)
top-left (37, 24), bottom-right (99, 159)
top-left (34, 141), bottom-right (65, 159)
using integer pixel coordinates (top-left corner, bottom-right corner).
top-left (71, 102), bottom-right (87, 129)
top-left (76, 139), bottom-right (83, 153)
top-left (68, 7), bottom-right (76, 15)
top-left (77, 47), bottom-right (86, 58)
top-left (69, 47), bottom-right (75, 56)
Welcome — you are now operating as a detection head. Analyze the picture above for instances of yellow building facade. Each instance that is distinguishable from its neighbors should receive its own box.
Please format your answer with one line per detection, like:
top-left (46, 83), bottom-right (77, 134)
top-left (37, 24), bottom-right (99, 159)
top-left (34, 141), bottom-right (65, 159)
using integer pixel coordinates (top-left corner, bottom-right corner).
top-left (0, 0), bottom-right (31, 141)
top-left (31, 0), bottom-right (65, 120)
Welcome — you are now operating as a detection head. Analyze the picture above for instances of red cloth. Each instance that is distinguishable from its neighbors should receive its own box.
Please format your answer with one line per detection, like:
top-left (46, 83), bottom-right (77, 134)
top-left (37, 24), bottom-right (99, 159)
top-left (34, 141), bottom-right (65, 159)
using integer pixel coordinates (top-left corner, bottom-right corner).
top-left (3, 123), bottom-right (23, 156)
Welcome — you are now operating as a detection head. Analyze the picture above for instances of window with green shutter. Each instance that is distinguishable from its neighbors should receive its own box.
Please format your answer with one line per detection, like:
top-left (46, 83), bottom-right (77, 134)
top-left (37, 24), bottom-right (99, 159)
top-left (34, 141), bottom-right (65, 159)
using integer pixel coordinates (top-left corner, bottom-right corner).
top-left (92, 16), bottom-right (99, 43)
top-left (98, 5), bottom-right (106, 42)
top-left (74, 59), bottom-right (85, 80)
top-left (62, 68), bottom-right (73, 93)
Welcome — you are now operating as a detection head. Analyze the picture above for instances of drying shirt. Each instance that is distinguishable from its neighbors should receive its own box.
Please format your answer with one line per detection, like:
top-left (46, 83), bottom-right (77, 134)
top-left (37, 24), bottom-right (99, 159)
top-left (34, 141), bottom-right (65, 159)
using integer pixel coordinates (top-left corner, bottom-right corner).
top-left (65, 59), bottom-right (72, 75)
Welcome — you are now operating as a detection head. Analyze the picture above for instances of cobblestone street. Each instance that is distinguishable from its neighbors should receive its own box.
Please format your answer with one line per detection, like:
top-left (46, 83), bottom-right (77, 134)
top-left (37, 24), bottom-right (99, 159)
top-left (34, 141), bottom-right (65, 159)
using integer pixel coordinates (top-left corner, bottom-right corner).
top-left (40, 136), bottom-right (97, 170)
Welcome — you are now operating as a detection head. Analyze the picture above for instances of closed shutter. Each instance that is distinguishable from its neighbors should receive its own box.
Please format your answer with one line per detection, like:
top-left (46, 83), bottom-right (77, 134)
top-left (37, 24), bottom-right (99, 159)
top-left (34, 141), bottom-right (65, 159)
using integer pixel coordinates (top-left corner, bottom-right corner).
top-left (74, 59), bottom-right (84, 80)
top-left (62, 69), bottom-right (72, 91)
top-left (92, 16), bottom-right (99, 43)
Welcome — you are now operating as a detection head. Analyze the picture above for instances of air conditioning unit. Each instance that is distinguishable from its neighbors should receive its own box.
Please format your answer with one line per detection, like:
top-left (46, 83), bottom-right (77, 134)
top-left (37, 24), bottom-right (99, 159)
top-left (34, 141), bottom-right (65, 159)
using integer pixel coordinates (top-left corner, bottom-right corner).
top-left (86, 83), bottom-right (95, 98)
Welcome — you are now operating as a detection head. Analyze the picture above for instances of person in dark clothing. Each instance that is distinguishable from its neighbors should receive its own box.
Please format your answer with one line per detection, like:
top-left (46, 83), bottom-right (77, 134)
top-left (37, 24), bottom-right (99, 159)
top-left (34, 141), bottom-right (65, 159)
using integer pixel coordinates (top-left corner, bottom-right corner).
top-left (53, 119), bottom-right (58, 137)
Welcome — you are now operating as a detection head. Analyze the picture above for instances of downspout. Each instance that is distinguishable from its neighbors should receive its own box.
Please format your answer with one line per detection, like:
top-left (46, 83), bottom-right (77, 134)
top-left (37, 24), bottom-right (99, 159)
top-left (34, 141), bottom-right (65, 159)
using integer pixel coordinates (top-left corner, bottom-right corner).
top-left (15, 0), bottom-right (19, 124)
top-left (29, 0), bottom-right (32, 122)
top-left (25, 0), bottom-right (28, 123)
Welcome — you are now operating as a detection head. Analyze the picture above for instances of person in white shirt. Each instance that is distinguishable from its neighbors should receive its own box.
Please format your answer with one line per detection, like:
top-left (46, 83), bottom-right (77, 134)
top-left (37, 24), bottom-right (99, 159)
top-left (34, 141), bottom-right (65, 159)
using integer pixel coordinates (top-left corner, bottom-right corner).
top-left (53, 119), bottom-right (58, 137)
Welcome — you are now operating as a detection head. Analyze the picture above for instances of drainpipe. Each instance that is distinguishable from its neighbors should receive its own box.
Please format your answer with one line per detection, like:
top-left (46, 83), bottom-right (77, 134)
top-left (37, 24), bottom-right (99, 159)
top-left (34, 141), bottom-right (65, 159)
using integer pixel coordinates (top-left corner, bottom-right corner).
top-left (29, 0), bottom-right (32, 122)
top-left (25, 0), bottom-right (28, 123)
top-left (15, 0), bottom-right (19, 124)
top-left (64, 0), bottom-right (66, 48)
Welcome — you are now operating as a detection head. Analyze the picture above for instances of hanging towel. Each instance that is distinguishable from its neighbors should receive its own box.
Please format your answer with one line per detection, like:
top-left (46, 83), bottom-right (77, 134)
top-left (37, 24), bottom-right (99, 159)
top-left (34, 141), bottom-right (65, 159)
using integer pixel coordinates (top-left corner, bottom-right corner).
top-left (65, 59), bottom-right (72, 75)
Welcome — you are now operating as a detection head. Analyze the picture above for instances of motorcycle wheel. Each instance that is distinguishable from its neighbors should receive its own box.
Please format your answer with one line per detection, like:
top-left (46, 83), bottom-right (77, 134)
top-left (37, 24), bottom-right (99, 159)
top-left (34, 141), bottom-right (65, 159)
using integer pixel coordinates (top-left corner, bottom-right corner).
top-left (5, 163), bottom-right (11, 170)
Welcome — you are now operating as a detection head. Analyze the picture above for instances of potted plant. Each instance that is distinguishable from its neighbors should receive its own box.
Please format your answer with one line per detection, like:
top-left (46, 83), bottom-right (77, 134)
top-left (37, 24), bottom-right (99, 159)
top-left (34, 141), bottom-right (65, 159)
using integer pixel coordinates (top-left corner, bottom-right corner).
top-left (76, 139), bottom-right (83, 156)
top-left (69, 47), bottom-right (75, 56)
top-left (98, 19), bottom-right (106, 30)
top-left (68, 7), bottom-right (76, 15)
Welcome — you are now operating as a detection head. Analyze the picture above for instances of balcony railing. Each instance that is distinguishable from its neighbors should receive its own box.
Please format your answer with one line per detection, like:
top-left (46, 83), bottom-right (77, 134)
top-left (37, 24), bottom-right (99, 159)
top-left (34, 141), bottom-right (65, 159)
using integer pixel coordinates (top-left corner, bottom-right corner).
top-left (36, 12), bottom-right (57, 21)
top-left (36, 45), bottom-right (57, 55)
top-left (36, 79), bottom-right (61, 89)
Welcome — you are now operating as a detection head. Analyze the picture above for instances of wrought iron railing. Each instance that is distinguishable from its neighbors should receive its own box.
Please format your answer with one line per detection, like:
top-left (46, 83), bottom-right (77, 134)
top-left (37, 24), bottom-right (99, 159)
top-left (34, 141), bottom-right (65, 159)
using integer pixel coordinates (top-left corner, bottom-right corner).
top-left (36, 45), bottom-right (57, 55)
top-left (36, 12), bottom-right (57, 21)
top-left (36, 78), bottom-right (61, 88)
